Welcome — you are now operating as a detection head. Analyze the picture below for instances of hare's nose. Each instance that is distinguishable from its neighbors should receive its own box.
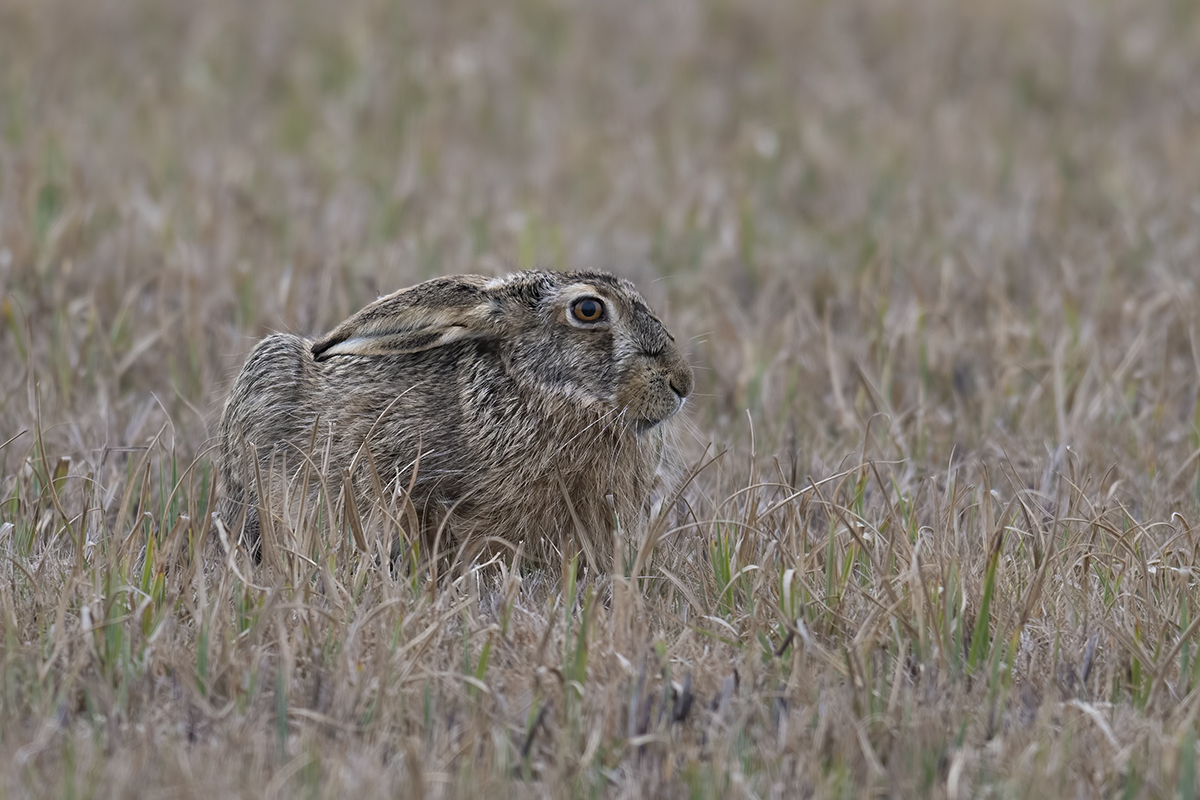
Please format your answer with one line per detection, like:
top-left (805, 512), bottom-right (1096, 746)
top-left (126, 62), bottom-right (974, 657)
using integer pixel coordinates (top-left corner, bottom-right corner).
top-left (669, 368), bottom-right (693, 399)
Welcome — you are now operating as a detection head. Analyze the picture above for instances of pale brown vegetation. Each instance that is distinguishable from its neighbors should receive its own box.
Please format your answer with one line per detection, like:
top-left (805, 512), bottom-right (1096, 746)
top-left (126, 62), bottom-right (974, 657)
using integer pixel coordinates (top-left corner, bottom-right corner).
top-left (3, 0), bottom-right (1200, 797)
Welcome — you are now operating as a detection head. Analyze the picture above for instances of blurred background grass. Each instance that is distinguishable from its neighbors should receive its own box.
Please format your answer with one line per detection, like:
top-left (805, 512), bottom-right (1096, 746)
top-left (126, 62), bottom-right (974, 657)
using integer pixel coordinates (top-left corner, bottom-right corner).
top-left (4, 0), bottom-right (1200, 796)
top-left (4, 0), bottom-right (1197, 473)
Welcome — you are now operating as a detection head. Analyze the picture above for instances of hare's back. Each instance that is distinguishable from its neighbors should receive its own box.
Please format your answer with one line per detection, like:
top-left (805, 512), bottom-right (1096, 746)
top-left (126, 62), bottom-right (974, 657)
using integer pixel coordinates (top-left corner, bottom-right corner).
top-left (223, 333), bottom-right (317, 452)
top-left (314, 341), bottom-right (490, 457)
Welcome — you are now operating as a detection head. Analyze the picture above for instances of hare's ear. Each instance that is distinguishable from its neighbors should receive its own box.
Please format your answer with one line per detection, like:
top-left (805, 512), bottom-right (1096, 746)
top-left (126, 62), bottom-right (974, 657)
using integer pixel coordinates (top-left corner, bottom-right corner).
top-left (311, 277), bottom-right (504, 361)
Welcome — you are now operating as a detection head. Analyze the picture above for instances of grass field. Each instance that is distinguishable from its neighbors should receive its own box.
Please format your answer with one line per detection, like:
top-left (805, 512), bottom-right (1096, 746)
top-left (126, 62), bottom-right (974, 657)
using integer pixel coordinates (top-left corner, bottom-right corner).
top-left (3, 0), bottom-right (1200, 796)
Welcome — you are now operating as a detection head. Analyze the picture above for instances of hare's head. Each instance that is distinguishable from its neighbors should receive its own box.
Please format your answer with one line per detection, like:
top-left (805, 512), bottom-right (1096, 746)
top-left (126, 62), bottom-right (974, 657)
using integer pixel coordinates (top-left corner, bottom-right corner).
top-left (312, 270), bottom-right (693, 433)
top-left (494, 271), bottom-right (692, 431)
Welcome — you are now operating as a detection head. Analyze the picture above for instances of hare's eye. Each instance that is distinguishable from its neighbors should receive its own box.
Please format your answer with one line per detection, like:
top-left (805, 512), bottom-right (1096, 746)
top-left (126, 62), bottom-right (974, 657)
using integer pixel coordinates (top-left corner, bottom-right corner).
top-left (571, 298), bottom-right (605, 323)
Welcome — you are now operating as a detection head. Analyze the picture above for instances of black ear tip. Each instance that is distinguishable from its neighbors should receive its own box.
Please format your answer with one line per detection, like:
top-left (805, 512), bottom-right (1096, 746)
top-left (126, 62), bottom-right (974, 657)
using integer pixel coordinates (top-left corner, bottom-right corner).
top-left (311, 337), bottom-right (338, 361)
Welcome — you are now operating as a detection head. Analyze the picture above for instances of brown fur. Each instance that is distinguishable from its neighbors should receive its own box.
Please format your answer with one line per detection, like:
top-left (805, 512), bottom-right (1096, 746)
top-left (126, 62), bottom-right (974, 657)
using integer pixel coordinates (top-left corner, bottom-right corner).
top-left (216, 270), bottom-right (693, 569)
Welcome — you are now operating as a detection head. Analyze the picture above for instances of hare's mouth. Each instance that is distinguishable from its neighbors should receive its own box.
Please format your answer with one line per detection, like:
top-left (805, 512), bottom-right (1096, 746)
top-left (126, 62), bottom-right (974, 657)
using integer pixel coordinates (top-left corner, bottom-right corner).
top-left (631, 393), bottom-right (685, 434)
top-left (633, 418), bottom-right (661, 435)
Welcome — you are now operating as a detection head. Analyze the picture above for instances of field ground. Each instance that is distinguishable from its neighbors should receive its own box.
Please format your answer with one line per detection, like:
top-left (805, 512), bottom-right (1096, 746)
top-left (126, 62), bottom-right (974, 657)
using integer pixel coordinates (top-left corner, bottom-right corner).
top-left (4, 0), bottom-right (1200, 796)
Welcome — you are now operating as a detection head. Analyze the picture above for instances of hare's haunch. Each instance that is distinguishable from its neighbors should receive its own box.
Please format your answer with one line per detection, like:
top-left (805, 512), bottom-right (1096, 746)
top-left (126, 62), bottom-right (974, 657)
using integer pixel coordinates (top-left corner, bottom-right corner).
top-left (216, 270), bottom-right (693, 568)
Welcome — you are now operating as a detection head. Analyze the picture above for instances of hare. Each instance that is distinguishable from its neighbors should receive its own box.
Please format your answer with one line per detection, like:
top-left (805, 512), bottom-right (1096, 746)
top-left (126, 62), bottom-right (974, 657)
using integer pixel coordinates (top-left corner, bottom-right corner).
top-left (215, 270), bottom-right (693, 569)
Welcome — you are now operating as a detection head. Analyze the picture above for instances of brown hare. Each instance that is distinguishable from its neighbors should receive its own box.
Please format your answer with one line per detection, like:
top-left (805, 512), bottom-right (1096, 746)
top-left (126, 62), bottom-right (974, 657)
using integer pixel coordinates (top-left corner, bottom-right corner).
top-left (215, 270), bottom-right (693, 569)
